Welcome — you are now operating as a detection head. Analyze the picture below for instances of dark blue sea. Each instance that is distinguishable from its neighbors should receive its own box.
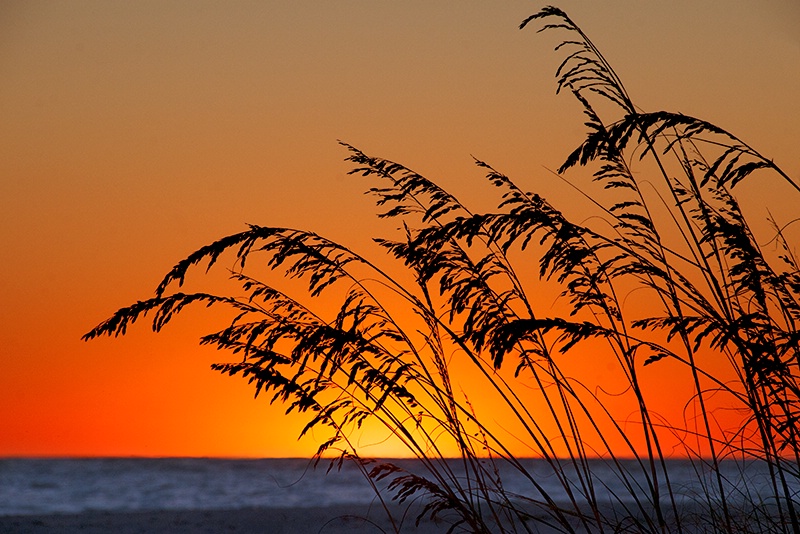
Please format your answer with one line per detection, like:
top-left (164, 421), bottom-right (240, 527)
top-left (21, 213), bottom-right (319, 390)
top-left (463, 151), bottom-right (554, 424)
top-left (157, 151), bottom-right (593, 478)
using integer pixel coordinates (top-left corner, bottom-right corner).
top-left (0, 457), bottom-right (791, 516)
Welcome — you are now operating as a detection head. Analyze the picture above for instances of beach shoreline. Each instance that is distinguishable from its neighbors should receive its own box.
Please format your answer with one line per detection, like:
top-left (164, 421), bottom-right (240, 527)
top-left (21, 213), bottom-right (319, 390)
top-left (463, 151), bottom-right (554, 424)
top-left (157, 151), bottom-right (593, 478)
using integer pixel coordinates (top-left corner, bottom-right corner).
top-left (0, 502), bottom-right (789, 533)
top-left (0, 505), bottom-right (448, 534)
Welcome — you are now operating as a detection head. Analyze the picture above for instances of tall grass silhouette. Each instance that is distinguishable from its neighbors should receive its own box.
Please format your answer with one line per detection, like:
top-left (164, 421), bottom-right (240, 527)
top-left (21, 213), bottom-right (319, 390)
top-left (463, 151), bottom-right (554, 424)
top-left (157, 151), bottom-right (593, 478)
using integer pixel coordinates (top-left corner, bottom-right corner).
top-left (85, 6), bottom-right (799, 533)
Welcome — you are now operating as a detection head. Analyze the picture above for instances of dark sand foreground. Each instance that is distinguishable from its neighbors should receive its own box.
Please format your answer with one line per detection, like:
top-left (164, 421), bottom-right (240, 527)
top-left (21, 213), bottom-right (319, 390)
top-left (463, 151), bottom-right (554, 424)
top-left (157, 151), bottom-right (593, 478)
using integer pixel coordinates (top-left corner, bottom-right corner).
top-left (0, 505), bottom-right (454, 534)
top-left (0, 504), bottom-right (784, 533)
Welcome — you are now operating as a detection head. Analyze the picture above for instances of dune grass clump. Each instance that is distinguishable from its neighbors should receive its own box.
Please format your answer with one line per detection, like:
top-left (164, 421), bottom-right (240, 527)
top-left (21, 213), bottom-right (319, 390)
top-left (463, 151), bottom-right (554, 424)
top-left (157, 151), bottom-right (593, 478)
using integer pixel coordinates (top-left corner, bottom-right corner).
top-left (85, 6), bottom-right (799, 533)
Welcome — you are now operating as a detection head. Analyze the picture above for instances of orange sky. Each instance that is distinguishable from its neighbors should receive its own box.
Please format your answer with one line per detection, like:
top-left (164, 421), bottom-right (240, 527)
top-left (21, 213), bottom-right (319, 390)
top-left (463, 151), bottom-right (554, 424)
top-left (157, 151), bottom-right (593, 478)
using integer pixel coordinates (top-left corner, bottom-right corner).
top-left (1, 1), bottom-right (799, 458)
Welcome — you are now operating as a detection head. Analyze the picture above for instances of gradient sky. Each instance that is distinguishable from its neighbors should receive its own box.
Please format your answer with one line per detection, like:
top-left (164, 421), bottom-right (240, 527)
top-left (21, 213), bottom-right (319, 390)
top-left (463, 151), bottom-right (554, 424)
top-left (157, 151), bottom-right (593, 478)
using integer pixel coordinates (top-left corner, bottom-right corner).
top-left (2, 1), bottom-right (799, 457)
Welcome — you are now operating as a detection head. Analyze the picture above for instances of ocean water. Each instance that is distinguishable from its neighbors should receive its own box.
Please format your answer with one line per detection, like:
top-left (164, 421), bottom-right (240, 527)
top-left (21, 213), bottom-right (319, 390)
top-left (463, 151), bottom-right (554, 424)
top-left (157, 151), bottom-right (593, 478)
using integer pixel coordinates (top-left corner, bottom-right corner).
top-left (0, 457), bottom-right (791, 516)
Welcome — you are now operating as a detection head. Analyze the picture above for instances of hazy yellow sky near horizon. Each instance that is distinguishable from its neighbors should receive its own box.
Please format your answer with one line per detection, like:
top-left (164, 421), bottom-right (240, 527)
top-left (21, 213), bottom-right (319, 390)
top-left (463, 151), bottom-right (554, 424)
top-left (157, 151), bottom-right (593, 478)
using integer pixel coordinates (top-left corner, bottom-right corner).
top-left (1, 1), bottom-right (799, 457)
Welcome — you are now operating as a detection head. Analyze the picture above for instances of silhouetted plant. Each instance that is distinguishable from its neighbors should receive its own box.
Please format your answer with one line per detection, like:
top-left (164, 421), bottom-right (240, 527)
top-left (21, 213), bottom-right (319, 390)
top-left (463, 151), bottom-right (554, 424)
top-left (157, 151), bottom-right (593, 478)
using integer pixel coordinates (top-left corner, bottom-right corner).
top-left (86, 6), bottom-right (799, 533)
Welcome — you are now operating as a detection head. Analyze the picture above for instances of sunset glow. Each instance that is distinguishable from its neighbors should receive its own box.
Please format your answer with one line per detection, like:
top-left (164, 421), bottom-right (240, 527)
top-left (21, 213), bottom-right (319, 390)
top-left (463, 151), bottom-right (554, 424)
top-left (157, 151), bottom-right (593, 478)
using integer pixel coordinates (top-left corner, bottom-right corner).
top-left (2, 1), bottom-right (799, 459)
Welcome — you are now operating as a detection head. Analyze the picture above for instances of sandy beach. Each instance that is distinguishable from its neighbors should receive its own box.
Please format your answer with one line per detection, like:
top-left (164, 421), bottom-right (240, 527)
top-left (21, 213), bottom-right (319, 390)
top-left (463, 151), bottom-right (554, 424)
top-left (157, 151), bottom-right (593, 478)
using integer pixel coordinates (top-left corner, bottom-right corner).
top-left (2, 504), bottom-right (773, 534)
top-left (0, 505), bottom-right (453, 534)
